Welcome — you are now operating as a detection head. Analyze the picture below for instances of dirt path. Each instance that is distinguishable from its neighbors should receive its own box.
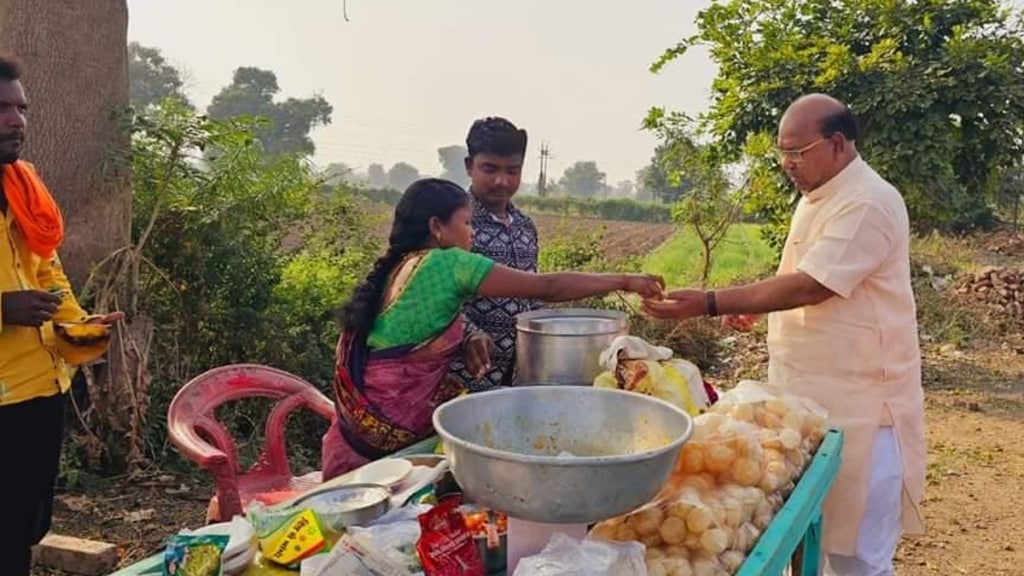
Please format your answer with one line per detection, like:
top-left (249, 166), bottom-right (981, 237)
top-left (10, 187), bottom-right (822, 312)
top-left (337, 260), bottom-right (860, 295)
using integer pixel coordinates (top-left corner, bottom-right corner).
top-left (361, 202), bottom-right (679, 262)
top-left (895, 351), bottom-right (1024, 575)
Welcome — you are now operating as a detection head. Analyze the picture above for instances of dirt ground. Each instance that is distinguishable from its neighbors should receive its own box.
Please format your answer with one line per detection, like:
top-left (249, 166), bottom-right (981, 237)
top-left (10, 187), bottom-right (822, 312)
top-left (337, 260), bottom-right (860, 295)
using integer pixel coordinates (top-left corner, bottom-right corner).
top-left (34, 229), bottom-right (1024, 575)
top-left (530, 214), bottom-right (678, 260)
top-left (895, 356), bottom-right (1024, 575)
top-left (363, 204), bottom-right (680, 262)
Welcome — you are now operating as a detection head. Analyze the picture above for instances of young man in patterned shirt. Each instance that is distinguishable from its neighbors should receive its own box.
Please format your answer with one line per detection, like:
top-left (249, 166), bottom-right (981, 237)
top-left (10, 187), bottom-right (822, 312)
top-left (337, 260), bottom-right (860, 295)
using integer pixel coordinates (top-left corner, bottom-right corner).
top-left (452, 117), bottom-right (542, 391)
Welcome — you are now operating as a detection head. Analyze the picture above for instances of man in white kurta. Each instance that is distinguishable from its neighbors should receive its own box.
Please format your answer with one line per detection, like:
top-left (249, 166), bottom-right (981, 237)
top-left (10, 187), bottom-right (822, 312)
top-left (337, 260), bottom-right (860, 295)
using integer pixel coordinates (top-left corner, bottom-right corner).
top-left (644, 94), bottom-right (925, 576)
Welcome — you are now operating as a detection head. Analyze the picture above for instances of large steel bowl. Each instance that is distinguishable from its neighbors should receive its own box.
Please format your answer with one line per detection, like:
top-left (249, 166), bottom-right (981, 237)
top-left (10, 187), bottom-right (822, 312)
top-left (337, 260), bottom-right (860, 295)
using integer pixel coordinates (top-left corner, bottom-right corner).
top-left (432, 386), bottom-right (693, 524)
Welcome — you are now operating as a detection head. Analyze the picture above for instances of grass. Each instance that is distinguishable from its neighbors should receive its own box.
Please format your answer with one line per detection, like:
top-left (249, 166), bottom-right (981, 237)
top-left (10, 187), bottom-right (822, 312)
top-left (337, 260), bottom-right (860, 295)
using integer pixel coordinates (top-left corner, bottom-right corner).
top-left (908, 231), bottom-right (992, 347)
top-left (910, 230), bottom-right (983, 276)
top-left (644, 223), bottom-right (776, 288)
top-left (641, 225), bottom-right (992, 348)
top-left (913, 277), bottom-right (984, 348)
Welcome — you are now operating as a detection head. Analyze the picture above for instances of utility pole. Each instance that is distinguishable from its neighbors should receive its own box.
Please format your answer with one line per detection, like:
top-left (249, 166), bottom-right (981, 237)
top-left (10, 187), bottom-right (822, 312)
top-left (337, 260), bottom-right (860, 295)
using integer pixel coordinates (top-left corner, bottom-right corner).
top-left (537, 142), bottom-right (552, 197)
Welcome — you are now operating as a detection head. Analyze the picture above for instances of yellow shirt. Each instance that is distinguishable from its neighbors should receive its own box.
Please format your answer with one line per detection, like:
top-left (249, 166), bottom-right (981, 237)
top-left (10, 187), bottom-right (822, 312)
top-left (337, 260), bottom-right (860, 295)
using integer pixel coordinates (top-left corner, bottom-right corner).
top-left (0, 207), bottom-right (90, 406)
top-left (767, 156), bottom-right (926, 555)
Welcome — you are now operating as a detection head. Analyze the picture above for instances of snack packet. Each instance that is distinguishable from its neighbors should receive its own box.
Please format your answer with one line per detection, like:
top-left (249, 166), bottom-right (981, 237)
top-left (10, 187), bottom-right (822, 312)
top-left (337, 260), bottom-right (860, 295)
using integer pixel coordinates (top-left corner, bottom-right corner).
top-left (258, 508), bottom-right (328, 567)
top-left (303, 533), bottom-right (415, 576)
top-left (416, 495), bottom-right (485, 576)
top-left (163, 534), bottom-right (229, 576)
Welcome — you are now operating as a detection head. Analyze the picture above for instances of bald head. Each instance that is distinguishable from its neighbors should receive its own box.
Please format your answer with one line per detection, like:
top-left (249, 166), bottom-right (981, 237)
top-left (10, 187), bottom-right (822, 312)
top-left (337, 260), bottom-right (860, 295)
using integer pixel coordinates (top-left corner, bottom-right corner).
top-left (781, 94), bottom-right (858, 142)
top-left (776, 93), bottom-right (859, 193)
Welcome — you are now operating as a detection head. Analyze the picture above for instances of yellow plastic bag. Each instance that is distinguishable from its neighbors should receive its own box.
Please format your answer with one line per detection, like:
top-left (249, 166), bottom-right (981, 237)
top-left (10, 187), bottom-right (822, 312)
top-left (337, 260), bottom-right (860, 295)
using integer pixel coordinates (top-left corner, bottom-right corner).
top-left (595, 359), bottom-right (702, 417)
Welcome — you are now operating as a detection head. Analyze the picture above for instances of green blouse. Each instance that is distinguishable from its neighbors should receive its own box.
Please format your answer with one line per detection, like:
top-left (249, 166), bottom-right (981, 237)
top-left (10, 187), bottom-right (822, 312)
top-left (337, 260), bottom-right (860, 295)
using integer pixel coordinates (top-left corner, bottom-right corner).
top-left (366, 248), bottom-right (495, 350)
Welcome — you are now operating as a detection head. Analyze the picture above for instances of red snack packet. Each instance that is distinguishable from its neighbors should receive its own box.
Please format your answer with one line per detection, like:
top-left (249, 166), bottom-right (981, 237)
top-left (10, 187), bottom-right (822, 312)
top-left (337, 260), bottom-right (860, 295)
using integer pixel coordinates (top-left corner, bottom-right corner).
top-left (416, 495), bottom-right (486, 576)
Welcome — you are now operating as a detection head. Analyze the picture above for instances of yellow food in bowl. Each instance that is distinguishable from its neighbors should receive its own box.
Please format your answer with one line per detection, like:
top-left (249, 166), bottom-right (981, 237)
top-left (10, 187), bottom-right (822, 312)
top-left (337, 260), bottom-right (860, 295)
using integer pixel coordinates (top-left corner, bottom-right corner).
top-left (57, 323), bottom-right (111, 340)
top-left (53, 322), bottom-right (112, 366)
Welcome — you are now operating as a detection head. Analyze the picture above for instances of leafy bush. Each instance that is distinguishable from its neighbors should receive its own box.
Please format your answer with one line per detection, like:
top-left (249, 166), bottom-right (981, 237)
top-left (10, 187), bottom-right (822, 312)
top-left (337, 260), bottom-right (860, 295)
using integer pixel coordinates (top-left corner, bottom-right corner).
top-left (539, 232), bottom-right (606, 272)
top-left (517, 195), bottom-right (672, 223)
top-left (351, 185), bottom-right (673, 224)
top-left (67, 101), bottom-right (379, 474)
top-left (353, 186), bottom-right (403, 207)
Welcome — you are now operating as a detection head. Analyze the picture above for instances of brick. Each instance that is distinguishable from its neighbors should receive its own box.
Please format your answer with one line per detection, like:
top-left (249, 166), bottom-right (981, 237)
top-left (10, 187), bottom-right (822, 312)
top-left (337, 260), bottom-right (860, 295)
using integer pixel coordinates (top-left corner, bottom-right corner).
top-left (32, 534), bottom-right (119, 576)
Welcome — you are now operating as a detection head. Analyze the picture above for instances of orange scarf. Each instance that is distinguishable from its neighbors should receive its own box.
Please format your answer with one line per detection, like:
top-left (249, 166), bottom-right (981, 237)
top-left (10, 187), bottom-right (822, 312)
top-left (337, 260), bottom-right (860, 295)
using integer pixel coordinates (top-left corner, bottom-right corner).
top-left (2, 161), bottom-right (64, 258)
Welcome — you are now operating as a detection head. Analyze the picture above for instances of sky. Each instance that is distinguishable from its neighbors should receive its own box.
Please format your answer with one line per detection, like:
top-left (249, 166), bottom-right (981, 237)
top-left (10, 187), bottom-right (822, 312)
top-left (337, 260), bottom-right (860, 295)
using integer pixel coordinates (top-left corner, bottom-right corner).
top-left (126, 0), bottom-right (718, 185)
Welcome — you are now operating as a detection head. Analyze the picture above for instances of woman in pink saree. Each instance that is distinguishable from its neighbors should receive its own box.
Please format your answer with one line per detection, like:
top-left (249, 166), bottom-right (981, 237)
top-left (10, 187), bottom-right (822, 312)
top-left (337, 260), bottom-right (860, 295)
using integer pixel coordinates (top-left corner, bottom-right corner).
top-left (322, 179), bottom-right (664, 480)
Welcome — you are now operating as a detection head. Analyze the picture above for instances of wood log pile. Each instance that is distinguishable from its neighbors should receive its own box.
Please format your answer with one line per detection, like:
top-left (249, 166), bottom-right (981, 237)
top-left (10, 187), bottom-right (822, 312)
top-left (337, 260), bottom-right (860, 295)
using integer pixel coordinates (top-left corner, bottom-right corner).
top-left (955, 266), bottom-right (1024, 320)
top-left (984, 230), bottom-right (1024, 256)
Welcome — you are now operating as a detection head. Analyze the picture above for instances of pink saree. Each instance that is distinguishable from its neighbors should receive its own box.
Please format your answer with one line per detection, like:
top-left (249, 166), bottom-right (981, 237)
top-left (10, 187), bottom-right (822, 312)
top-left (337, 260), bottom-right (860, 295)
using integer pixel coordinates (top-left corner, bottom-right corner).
top-left (321, 319), bottom-right (466, 480)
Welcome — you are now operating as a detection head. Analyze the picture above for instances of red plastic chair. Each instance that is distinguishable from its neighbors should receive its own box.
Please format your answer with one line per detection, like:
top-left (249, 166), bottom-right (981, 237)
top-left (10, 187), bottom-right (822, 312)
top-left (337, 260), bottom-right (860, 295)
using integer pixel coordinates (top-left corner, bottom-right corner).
top-left (167, 364), bottom-right (336, 523)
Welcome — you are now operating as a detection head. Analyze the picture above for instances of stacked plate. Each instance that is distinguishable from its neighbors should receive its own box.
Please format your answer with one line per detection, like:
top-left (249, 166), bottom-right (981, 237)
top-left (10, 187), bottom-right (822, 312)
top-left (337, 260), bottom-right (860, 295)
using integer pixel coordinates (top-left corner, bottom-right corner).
top-left (286, 456), bottom-right (450, 512)
top-left (180, 516), bottom-right (257, 575)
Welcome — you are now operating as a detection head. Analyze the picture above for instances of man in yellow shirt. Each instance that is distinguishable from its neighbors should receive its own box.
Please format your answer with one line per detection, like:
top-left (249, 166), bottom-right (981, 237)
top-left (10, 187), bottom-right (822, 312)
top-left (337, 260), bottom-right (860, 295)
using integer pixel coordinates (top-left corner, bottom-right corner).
top-left (0, 54), bottom-right (123, 576)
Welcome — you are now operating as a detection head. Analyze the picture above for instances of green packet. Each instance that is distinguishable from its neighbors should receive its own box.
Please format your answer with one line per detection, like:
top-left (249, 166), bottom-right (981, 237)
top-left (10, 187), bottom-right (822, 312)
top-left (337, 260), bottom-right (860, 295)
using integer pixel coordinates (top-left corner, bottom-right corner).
top-left (409, 483), bottom-right (438, 506)
top-left (163, 534), bottom-right (229, 576)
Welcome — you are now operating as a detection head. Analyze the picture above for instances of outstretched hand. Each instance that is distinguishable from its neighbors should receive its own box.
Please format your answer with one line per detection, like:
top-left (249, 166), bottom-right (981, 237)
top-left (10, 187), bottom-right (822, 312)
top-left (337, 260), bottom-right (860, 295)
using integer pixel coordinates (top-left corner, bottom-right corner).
top-left (641, 289), bottom-right (707, 321)
top-left (623, 274), bottom-right (666, 300)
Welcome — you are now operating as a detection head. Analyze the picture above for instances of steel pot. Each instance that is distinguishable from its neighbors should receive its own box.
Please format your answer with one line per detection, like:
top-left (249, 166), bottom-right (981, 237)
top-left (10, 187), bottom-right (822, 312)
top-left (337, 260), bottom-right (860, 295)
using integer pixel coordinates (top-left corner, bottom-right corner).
top-left (515, 308), bottom-right (628, 386)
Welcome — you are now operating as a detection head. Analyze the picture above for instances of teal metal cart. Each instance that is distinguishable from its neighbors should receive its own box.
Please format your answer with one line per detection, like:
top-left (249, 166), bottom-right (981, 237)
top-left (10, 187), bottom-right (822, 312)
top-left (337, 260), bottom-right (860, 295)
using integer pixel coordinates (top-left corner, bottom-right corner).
top-left (737, 428), bottom-right (843, 575)
top-left (109, 429), bottom-right (843, 576)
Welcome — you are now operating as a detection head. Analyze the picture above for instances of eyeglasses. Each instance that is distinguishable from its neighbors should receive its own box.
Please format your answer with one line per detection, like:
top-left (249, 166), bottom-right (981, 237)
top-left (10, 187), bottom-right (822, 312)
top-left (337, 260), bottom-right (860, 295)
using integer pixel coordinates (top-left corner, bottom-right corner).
top-left (774, 138), bottom-right (829, 164)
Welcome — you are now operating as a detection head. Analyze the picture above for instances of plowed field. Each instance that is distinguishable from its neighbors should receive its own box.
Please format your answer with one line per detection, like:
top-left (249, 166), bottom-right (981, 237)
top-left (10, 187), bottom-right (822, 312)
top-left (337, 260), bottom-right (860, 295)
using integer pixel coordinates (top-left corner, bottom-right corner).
top-left (531, 214), bottom-right (677, 260)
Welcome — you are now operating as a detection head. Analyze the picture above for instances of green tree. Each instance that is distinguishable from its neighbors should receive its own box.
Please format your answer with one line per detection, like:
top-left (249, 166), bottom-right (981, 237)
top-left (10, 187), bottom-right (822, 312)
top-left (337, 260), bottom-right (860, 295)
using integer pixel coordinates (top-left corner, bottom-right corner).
top-left (208, 67), bottom-right (333, 157)
top-left (560, 160), bottom-right (607, 198)
top-left (645, 109), bottom-right (745, 286)
top-left (655, 0), bottom-right (1024, 247)
top-left (367, 163), bottom-right (389, 189)
top-left (614, 180), bottom-right (635, 198)
top-left (128, 42), bottom-right (192, 110)
top-left (322, 162), bottom-right (355, 186)
top-left (387, 162), bottom-right (421, 191)
top-left (996, 165), bottom-right (1024, 231)
top-left (634, 167), bottom-right (656, 201)
top-left (128, 102), bottom-right (315, 383)
top-left (640, 143), bottom-right (695, 203)
top-left (438, 145), bottom-right (470, 187)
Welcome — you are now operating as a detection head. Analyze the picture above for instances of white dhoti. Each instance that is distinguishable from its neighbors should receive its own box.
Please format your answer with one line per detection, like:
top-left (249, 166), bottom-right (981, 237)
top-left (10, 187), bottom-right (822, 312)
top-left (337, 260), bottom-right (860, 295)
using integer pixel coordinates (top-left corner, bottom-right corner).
top-left (826, 427), bottom-right (904, 576)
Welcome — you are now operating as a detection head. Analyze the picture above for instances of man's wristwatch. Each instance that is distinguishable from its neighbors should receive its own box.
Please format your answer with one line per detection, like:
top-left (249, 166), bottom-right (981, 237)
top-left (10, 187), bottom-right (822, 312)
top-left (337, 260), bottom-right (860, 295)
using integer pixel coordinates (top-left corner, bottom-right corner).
top-left (705, 291), bottom-right (719, 317)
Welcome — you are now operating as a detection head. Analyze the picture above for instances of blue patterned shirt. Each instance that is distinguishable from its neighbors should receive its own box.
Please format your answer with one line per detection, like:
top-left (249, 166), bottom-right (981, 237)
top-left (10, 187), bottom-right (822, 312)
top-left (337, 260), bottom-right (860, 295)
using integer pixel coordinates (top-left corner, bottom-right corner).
top-left (452, 192), bottom-right (543, 390)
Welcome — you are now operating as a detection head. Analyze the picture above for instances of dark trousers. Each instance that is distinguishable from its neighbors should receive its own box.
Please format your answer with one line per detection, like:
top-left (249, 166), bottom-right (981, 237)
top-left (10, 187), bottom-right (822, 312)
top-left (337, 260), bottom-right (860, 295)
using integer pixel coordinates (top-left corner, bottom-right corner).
top-left (0, 392), bottom-right (68, 576)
